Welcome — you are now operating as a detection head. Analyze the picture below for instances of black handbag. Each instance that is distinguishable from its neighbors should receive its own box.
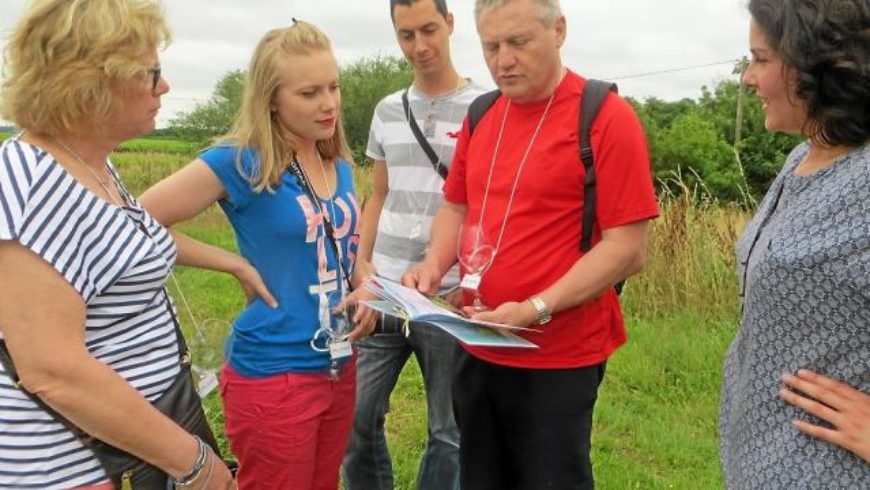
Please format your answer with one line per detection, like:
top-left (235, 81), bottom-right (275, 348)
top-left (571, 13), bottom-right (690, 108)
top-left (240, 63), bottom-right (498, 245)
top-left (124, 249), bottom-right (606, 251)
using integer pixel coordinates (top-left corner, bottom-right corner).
top-left (0, 288), bottom-right (222, 489)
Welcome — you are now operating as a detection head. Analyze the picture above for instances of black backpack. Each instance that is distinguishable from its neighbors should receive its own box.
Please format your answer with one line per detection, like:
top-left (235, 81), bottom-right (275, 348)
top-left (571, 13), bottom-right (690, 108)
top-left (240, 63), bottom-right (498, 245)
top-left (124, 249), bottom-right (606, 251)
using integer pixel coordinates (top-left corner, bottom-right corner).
top-left (466, 79), bottom-right (625, 295)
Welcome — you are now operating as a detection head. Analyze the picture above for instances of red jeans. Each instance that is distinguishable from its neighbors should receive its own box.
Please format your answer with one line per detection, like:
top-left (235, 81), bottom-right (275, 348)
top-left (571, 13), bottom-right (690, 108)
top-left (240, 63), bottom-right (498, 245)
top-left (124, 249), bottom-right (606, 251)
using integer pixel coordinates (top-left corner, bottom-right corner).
top-left (220, 362), bottom-right (356, 490)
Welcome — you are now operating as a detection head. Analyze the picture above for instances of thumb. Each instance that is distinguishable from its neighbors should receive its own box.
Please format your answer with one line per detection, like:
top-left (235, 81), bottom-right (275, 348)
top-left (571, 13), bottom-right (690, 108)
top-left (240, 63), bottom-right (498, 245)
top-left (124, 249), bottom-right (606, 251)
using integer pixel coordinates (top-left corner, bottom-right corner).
top-left (417, 271), bottom-right (432, 294)
top-left (463, 305), bottom-right (490, 318)
top-left (401, 270), bottom-right (418, 288)
top-left (474, 309), bottom-right (497, 321)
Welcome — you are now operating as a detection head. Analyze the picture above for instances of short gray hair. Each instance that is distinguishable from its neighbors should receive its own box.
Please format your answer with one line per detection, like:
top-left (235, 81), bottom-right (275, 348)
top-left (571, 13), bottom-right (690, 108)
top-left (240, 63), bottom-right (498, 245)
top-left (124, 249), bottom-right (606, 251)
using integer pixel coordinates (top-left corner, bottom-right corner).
top-left (474, 0), bottom-right (562, 27)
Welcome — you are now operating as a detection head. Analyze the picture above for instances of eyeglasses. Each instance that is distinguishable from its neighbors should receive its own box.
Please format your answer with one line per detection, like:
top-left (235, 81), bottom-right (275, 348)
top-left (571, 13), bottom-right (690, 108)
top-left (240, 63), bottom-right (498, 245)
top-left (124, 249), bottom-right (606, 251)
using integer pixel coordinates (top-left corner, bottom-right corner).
top-left (146, 66), bottom-right (162, 93)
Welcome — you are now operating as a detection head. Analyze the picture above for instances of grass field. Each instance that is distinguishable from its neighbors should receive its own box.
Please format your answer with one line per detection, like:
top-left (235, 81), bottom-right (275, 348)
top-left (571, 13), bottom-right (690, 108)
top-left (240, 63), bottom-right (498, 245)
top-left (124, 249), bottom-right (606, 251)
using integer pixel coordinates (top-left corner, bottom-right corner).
top-left (11, 134), bottom-right (747, 489)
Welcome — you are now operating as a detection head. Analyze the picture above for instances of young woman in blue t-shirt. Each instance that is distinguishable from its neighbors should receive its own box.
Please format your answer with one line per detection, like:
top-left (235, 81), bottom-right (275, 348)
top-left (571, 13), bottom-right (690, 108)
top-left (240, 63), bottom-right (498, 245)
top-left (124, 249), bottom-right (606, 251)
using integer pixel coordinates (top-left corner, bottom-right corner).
top-left (141, 20), bottom-right (376, 489)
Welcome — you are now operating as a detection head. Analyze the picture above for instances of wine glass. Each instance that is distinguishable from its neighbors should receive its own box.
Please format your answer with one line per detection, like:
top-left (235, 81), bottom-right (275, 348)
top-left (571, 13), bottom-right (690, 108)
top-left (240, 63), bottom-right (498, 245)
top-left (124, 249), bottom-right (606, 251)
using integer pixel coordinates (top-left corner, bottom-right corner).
top-left (188, 319), bottom-right (225, 399)
top-left (457, 223), bottom-right (495, 311)
top-left (327, 289), bottom-right (353, 340)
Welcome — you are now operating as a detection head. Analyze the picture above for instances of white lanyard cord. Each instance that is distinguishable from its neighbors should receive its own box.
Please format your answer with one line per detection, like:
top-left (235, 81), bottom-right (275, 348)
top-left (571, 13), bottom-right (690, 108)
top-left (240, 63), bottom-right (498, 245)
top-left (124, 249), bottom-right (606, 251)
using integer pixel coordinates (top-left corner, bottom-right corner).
top-left (476, 92), bottom-right (556, 259)
top-left (297, 155), bottom-right (344, 353)
top-left (56, 138), bottom-right (212, 356)
top-left (296, 156), bottom-right (338, 285)
top-left (318, 153), bottom-right (340, 295)
top-left (315, 153), bottom-right (338, 265)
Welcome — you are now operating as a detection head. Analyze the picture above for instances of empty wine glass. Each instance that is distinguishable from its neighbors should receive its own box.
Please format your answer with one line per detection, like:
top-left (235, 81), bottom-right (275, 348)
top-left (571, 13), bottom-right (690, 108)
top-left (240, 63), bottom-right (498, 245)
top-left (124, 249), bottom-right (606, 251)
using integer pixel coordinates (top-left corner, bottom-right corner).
top-left (457, 223), bottom-right (495, 311)
top-left (188, 319), bottom-right (224, 399)
top-left (327, 289), bottom-right (352, 339)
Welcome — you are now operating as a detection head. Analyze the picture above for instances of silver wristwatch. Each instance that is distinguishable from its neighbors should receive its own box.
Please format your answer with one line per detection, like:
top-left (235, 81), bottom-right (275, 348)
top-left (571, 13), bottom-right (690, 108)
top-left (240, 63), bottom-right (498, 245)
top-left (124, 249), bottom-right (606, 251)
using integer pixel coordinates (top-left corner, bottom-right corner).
top-left (528, 296), bottom-right (552, 325)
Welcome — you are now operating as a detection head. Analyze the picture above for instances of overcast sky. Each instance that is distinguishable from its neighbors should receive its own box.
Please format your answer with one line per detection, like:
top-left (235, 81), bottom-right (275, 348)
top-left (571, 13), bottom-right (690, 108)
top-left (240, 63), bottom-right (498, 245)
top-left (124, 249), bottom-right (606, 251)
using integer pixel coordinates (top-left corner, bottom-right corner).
top-left (1, 0), bottom-right (751, 127)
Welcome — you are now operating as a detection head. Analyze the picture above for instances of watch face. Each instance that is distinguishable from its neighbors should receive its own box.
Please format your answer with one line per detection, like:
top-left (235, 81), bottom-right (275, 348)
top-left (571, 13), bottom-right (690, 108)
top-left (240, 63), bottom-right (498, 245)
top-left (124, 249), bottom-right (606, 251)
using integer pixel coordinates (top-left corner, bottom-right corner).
top-left (531, 297), bottom-right (551, 324)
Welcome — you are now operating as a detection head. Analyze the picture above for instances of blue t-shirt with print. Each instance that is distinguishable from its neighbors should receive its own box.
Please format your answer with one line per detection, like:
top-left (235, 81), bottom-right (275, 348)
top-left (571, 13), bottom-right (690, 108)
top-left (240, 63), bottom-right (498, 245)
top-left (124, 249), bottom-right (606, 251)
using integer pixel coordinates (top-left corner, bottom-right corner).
top-left (200, 144), bottom-right (360, 377)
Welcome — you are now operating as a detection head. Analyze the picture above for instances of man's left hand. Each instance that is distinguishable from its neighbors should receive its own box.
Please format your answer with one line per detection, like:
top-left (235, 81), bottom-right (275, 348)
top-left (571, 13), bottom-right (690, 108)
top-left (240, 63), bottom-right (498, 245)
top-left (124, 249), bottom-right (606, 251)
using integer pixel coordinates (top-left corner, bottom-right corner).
top-left (465, 300), bottom-right (539, 328)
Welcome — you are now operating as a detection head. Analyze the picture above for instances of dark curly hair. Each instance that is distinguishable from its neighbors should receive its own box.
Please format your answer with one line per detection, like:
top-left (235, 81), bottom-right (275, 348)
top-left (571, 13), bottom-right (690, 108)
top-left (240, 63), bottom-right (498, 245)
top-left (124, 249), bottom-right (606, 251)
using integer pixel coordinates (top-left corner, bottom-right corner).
top-left (749, 0), bottom-right (870, 147)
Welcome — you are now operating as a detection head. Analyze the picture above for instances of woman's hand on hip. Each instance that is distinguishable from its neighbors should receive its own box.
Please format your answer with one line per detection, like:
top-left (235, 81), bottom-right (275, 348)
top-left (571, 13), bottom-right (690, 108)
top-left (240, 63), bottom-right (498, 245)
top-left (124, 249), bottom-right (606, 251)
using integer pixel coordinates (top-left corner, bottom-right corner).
top-left (780, 369), bottom-right (870, 462)
top-left (232, 258), bottom-right (277, 309)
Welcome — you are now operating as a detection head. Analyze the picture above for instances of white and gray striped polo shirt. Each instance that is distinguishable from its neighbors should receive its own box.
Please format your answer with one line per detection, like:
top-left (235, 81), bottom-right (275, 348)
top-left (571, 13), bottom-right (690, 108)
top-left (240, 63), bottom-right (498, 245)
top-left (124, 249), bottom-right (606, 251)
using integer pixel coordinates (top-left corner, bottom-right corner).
top-left (367, 81), bottom-right (487, 288)
top-left (0, 137), bottom-right (181, 488)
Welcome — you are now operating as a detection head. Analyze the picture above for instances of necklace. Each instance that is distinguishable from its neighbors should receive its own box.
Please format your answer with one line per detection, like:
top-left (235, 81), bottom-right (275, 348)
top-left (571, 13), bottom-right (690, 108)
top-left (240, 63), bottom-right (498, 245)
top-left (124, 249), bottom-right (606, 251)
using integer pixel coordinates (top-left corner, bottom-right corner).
top-left (293, 152), bottom-right (339, 267)
top-left (295, 153), bottom-right (352, 378)
top-left (315, 152), bottom-right (337, 227)
top-left (53, 137), bottom-right (122, 207)
top-left (53, 137), bottom-right (155, 241)
top-left (476, 92), bottom-right (556, 261)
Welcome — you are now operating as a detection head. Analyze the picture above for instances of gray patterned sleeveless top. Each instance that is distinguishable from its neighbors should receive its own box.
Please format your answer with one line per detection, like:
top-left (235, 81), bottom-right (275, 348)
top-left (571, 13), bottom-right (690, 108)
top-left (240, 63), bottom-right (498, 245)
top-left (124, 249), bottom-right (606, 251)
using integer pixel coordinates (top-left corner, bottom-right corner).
top-left (720, 141), bottom-right (870, 489)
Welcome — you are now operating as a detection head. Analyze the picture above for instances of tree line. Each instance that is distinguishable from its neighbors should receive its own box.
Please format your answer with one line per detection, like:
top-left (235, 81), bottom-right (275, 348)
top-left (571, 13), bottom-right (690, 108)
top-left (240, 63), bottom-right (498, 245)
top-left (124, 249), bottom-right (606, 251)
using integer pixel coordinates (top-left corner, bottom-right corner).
top-left (170, 56), bottom-right (799, 204)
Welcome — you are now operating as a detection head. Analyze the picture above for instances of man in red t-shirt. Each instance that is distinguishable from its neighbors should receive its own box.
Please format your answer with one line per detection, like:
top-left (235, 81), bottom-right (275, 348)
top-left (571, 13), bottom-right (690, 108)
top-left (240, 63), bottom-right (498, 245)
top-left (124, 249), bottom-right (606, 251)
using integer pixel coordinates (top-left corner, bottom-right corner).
top-left (403, 0), bottom-right (659, 488)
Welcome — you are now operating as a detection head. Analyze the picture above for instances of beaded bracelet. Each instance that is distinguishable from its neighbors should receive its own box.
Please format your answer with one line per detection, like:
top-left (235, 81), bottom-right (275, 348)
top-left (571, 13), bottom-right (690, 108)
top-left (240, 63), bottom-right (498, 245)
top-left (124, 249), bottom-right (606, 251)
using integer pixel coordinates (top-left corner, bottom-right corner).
top-left (173, 436), bottom-right (208, 488)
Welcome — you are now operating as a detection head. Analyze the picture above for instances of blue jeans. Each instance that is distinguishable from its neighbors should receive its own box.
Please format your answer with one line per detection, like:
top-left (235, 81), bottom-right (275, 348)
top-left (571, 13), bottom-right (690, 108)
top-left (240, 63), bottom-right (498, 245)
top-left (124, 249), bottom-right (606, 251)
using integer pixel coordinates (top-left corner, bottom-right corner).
top-left (342, 315), bottom-right (461, 490)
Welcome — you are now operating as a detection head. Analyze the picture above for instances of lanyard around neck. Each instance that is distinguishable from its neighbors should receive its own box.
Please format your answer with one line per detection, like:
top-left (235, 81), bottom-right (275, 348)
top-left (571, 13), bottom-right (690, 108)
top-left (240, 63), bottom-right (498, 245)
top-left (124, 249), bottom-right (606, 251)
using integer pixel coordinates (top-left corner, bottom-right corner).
top-left (476, 92), bottom-right (556, 262)
top-left (288, 157), bottom-right (353, 292)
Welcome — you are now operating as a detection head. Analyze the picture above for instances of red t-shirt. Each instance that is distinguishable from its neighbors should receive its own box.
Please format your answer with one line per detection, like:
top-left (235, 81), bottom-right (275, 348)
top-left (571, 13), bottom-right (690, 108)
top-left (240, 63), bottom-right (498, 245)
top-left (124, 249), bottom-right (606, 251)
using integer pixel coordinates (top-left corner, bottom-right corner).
top-left (443, 70), bottom-right (659, 369)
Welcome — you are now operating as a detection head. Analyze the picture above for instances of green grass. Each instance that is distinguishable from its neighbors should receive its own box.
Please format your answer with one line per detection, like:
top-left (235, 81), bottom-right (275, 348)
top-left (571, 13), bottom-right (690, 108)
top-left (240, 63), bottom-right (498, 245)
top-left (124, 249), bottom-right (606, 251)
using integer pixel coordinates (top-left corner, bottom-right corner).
top-left (592, 313), bottom-right (732, 489)
top-left (116, 137), bottom-right (202, 155)
top-left (162, 256), bottom-right (734, 489)
top-left (106, 146), bottom-right (741, 489)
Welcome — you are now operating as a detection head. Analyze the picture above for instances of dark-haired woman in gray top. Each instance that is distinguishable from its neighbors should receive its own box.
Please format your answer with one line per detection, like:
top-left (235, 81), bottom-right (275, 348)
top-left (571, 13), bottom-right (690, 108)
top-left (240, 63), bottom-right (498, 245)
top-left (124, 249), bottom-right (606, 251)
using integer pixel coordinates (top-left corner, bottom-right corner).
top-left (720, 0), bottom-right (869, 487)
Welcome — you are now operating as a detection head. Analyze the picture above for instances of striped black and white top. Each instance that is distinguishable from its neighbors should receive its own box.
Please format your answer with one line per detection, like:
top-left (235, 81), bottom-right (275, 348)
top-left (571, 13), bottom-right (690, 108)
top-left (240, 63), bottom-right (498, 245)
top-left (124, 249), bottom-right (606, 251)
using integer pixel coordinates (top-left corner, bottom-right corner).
top-left (367, 81), bottom-right (487, 291)
top-left (0, 137), bottom-right (181, 488)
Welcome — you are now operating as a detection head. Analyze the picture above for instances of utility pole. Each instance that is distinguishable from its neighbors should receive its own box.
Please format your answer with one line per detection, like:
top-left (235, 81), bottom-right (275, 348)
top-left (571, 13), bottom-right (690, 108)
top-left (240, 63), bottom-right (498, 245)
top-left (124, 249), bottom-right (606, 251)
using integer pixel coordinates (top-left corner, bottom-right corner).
top-left (734, 81), bottom-right (745, 146)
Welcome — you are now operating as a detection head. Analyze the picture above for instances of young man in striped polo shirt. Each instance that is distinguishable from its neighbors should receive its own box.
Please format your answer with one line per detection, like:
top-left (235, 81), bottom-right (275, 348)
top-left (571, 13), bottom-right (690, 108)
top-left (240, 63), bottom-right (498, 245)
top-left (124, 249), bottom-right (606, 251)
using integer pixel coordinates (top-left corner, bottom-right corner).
top-left (342, 1), bottom-right (486, 489)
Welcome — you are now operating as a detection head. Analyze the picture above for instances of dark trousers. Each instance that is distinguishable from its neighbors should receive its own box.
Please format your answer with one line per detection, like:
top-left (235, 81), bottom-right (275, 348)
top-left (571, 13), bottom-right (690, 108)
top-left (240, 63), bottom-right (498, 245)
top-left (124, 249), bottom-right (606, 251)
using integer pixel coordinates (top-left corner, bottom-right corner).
top-left (453, 352), bottom-right (606, 490)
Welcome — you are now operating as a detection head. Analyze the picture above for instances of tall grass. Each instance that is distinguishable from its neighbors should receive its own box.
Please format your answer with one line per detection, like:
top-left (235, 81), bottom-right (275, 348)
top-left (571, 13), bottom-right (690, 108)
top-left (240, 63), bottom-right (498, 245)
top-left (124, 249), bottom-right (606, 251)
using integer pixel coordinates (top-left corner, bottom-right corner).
top-left (106, 144), bottom-right (747, 489)
top-left (622, 177), bottom-right (749, 321)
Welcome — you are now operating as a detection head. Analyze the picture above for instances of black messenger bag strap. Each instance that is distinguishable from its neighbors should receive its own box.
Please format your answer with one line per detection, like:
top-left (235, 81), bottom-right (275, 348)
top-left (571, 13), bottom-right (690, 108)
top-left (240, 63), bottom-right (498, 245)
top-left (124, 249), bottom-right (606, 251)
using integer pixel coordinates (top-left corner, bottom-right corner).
top-left (0, 287), bottom-right (187, 427)
top-left (401, 89), bottom-right (448, 180)
top-left (0, 340), bottom-right (88, 439)
top-left (0, 287), bottom-right (220, 488)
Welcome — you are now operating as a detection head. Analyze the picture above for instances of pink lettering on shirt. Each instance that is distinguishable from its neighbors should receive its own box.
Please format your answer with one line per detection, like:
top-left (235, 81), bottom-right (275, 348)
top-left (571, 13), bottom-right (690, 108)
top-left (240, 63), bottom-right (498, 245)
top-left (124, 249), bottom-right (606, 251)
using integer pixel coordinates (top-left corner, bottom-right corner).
top-left (297, 195), bottom-right (323, 243)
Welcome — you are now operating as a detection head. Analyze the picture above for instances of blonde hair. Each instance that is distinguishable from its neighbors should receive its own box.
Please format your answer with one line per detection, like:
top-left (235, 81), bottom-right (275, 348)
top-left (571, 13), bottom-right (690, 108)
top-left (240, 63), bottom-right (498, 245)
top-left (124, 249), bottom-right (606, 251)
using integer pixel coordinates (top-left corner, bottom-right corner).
top-left (475, 0), bottom-right (562, 27)
top-left (0, 0), bottom-right (171, 135)
top-left (221, 21), bottom-right (354, 193)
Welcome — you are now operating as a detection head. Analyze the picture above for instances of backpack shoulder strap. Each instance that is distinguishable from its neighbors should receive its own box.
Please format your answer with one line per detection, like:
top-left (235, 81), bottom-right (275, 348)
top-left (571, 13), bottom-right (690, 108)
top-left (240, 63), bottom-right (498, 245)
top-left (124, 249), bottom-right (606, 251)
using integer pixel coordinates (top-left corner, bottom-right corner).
top-left (579, 79), bottom-right (618, 253)
top-left (467, 89), bottom-right (501, 136)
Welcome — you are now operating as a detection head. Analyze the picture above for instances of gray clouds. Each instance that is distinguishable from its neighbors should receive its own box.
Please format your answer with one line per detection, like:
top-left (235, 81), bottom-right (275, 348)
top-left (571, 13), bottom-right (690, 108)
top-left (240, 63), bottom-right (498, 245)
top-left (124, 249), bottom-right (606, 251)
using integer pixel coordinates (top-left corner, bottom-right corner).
top-left (0, 0), bottom-right (750, 127)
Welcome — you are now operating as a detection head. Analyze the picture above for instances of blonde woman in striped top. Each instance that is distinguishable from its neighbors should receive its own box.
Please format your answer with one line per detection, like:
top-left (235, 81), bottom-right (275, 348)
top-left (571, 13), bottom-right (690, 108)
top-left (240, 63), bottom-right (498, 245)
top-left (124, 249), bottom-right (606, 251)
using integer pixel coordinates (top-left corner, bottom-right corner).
top-left (0, 0), bottom-right (240, 488)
